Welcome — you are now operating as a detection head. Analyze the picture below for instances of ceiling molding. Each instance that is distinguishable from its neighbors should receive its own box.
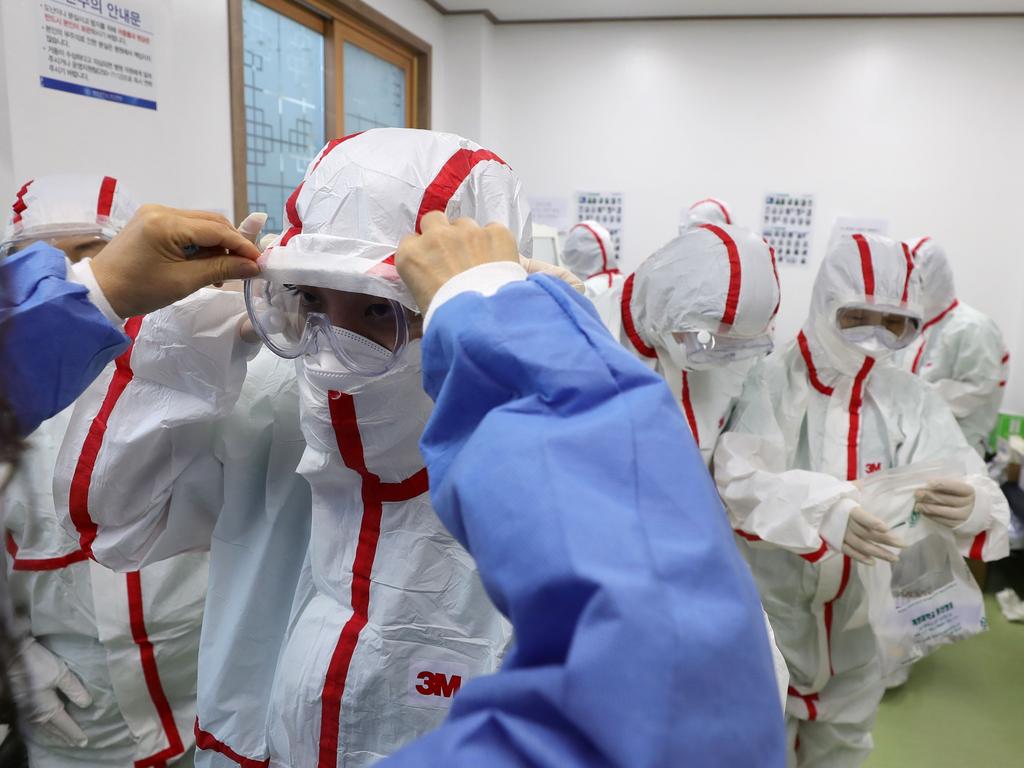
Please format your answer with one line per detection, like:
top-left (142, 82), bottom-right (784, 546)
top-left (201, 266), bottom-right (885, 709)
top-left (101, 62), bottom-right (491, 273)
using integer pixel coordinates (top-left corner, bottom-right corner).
top-left (420, 0), bottom-right (1024, 24)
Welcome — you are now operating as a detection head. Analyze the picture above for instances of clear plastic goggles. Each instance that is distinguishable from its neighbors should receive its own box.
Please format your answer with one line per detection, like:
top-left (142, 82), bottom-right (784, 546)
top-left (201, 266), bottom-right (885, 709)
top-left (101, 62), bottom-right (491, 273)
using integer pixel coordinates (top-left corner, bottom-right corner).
top-left (669, 329), bottom-right (774, 366)
top-left (1, 228), bottom-right (107, 258)
top-left (834, 304), bottom-right (921, 351)
top-left (244, 278), bottom-right (408, 375)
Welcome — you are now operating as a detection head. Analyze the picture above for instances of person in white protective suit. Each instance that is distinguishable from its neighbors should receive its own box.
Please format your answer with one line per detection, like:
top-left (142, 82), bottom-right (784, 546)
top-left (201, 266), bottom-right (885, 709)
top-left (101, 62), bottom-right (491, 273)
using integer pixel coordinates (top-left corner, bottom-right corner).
top-left (559, 220), bottom-right (625, 335)
top-left (902, 236), bottom-right (1008, 457)
top-left (617, 222), bottom-right (790, 703)
top-left (47, 214), bottom-right (314, 768)
top-left (714, 232), bottom-right (1010, 768)
top-left (680, 197), bottom-right (733, 233)
top-left (620, 223), bottom-right (780, 466)
top-left (1, 174), bottom-right (207, 767)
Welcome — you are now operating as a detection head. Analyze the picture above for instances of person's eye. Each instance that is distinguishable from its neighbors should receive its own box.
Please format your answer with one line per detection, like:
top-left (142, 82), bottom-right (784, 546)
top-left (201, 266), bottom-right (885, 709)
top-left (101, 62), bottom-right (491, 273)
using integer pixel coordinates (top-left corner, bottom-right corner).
top-left (365, 303), bottom-right (393, 320)
top-left (285, 286), bottom-right (320, 308)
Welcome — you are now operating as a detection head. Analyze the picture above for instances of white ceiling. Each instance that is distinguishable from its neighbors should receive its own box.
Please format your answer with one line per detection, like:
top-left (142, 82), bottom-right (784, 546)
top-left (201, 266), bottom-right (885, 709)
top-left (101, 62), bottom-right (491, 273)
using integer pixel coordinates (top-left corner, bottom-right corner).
top-left (431, 0), bottom-right (1024, 21)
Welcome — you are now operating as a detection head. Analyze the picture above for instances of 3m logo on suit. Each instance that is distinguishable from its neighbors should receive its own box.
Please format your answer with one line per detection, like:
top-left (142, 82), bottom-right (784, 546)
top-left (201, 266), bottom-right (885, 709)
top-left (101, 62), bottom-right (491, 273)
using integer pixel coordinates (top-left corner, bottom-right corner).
top-left (415, 671), bottom-right (462, 698)
top-left (407, 658), bottom-right (469, 709)
top-left (865, 462), bottom-right (883, 475)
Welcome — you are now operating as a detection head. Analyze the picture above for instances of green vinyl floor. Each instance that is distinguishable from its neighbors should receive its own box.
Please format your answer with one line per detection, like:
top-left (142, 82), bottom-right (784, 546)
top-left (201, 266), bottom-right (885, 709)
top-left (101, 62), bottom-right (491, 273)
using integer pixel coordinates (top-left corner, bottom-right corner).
top-left (864, 595), bottom-right (1023, 767)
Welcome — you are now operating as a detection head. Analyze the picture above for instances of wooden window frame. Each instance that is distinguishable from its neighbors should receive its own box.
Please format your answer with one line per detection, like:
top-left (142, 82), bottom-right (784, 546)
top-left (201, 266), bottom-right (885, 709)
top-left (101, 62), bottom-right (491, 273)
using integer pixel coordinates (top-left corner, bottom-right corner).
top-left (228, 0), bottom-right (431, 223)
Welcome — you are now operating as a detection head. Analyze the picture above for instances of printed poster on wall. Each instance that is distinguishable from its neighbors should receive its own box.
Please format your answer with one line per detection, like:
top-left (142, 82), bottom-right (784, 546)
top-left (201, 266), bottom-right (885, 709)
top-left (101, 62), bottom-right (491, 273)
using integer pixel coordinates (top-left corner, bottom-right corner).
top-left (761, 192), bottom-right (815, 266)
top-left (576, 190), bottom-right (623, 263)
top-left (527, 196), bottom-right (571, 234)
top-left (38, 0), bottom-right (158, 110)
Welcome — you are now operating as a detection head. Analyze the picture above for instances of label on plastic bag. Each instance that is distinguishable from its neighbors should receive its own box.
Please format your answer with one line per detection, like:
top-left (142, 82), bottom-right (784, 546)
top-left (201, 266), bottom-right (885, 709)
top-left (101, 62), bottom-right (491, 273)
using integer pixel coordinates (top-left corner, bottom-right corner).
top-left (894, 580), bottom-right (986, 647)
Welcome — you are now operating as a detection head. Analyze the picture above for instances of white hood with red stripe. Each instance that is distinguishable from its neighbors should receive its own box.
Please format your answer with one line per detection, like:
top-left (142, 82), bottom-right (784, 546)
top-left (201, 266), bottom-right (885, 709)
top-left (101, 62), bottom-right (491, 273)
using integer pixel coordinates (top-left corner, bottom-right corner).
top-left (561, 220), bottom-right (616, 281)
top-left (802, 233), bottom-right (921, 380)
top-left (258, 128), bottom-right (532, 311)
top-left (684, 197), bottom-right (733, 229)
top-left (907, 236), bottom-right (956, 322)
top-left (625, 223), bottom-right (780, 351)
top-left (1, 173), bottom-right (137, 252)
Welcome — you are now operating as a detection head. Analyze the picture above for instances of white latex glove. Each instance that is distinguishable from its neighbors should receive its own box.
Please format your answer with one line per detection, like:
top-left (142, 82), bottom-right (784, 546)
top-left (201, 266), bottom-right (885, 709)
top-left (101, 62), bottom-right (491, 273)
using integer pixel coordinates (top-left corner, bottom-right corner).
top-left (915, 479), bottom-right (975, 527)
top-left (9, 636), bottom-right (93, 747)
top-left (842, 506), bottom-right (904, 565)
top-left (519, 256), bottom-right (586, 294)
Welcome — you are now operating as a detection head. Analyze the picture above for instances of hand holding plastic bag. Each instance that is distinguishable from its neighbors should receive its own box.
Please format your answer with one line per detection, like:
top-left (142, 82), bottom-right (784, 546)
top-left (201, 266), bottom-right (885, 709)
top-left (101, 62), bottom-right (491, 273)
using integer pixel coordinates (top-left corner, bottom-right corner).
top-left (9, 636), bottom-right (93, 747)
top-left (842, 506), bottom-right (904, 565)
top-left (915, 479), bottom-right (975, 527)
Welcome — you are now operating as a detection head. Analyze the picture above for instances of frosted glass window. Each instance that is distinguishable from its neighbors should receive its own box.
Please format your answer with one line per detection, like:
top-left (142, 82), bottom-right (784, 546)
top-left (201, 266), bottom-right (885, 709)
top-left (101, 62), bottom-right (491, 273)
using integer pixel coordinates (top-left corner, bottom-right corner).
top-left (243, 0), bottom-right (325, 233)
top-left (344, 42), bottom-right (406, 132)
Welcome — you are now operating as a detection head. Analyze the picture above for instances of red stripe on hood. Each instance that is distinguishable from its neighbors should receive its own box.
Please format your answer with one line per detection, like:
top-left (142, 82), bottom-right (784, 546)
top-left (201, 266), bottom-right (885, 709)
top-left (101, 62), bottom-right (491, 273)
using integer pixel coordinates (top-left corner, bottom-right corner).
top-left (797, 331), bottom-right (834, 396)
top-left (573, 222), bottom-right (609, 273)
top-left (900, 241), bottom-right (914, 303)
top-left (11, 180), bottom-right (32, 224)
top-left (852, 234), bottom-right (875, 297)
top-left (691, 198), bottom-right (731, 224)
top-left (416, 148), bottom-right (508, 233)
top-left (911, 236), bottom-right (931, 257)
top-left (620, 274), bottom-right (657, 359)
top-left (96, 176), bottom-right (117, 218)
top-left (699, 223), bottom-right (742, 328)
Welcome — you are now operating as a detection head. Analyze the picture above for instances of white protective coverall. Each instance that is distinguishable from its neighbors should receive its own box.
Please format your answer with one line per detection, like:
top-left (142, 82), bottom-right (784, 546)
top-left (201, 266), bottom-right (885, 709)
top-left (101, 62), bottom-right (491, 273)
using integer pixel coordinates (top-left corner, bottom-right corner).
top-left (619, 223), bottom-right (780, 466)
top-left (715, 233), bottom-right (1009, 768)
top-left (680, 197), bottom-right (733, 233)
top-left (903, 236), bottom-right (1008, 456)
top-left (3, 174), bottom-right (205, 767)
top-left (560, 220), bottom-right (624, 336)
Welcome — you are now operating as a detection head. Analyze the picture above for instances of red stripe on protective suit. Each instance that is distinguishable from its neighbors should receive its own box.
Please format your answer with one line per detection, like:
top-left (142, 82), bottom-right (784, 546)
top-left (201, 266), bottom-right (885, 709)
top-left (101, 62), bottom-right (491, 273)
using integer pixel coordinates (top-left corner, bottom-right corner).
top-left (127, 571), bottom-right (186, 768)
top-left (680, 371), bottom-right (700, 445)
top-left (969, 532), bottom-right (987, 561)
top-left (620, 274), bottom-right (657, 359)
top-left (278, 133), bottom-right (365, 247)
top-left (823, 555), bottom-right (853, 677)
top-left (194, 720), bottom-right (270, 768)
top-left (911, 299), bottom-right (960, 374)
top-left (97, 176), bottom-right (117, 218)
top-left (68, 315), bottom-right (144, 556)
top-left (732, 530), bottom-right (828, 562)
top-left (318, 393), bottom-right (430, 768)
top-left (900, 242), bottom-right (914, 303)
top-left (691, 198), bottom-right (732, 225)
top-left (11, 180), bottom-right (33, 224)
top-left (577, 222), bottom-right (606, 276)
top-left (852, 234), bottom-right (875, 297)
top-left (911, 236), bottom-right (931, 257)
top-left (797, 332), bottom-right (834, 396)
top-left (5, 532), bottom-right (88, 571)
top-left (699, 223), bottom-right (741, 327)
top-left (1002, 353), bottom-right (1010, 364)
top-left (788, 686), bottom-right (819, 721)
top-left (846, 357), bottom-right (875, 481)
top-left (415, 148), bottom-right (508, 233)
top-left (768, 245), bottom-right (781, 318)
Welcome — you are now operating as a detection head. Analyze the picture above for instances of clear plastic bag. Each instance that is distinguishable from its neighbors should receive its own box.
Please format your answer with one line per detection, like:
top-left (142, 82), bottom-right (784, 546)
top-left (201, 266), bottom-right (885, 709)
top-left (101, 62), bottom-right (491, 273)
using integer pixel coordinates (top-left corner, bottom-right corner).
top-left (857, 461), bottom-right (987, 678)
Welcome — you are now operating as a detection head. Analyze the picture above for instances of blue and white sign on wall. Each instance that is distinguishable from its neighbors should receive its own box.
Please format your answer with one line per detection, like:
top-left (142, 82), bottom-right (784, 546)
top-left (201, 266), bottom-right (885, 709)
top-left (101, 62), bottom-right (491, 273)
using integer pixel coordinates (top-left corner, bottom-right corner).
top-left (37, 1), bottom-right (158, 110)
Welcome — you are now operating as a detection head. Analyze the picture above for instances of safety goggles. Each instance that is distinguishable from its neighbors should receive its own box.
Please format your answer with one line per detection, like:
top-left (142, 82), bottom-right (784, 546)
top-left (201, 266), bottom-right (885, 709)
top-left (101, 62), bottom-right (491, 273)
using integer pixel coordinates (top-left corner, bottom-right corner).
top-left (1, 229), bottom-right (107, 258)
top-left (668, 329), bottom-right (774, 366)
top-left (834, 304), bottom-right (921, 351)
top-left (244, 277), bottom-right (409, 376)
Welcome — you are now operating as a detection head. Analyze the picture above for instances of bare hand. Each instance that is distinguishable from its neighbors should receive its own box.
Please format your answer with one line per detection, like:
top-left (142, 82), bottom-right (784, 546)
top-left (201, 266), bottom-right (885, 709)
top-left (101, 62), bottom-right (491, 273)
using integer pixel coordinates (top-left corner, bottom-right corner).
top-left (91, 205), bottom-right (261, 318)
top-left (395, 211), bottom-right (520, 311)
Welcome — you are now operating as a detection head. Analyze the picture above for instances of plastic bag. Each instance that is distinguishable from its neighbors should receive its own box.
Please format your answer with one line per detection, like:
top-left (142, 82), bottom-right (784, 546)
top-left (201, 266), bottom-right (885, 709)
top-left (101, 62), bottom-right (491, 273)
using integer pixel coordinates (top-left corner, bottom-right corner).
top-left (857, 460), bottom-right (987, 678)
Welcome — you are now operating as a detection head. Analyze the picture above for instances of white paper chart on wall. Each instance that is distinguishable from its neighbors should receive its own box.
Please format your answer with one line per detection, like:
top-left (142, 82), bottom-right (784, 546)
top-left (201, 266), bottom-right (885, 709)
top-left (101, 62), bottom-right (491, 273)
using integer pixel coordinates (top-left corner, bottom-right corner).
top-left (576, 191), bottom-right (623, 263)
top-left (762, 192), bottom-right (815, 267)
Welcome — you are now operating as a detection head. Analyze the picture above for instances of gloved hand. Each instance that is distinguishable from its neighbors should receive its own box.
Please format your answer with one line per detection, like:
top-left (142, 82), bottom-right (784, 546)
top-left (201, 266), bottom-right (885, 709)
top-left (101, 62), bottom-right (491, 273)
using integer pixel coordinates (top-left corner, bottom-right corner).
top-left (842, 506), bottom-right (904, 565)
top-left (9, 636), bottom-right (93, 747)
top-left (519, 257), bottom-right (586, 294)
top-left (915, 479), bottom-right (975, 527)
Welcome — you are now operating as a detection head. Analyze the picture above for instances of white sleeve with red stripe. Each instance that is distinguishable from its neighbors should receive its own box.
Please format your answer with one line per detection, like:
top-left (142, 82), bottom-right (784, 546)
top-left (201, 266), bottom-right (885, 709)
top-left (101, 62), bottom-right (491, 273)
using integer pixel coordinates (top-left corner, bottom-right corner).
top-left (53, 289), bottom-right (253, 571)
top-left (930, 320), bottom-right (1006, 420)
top-left (714, 431), bottom-right (859, 560)
top-left (900, 384), bottom-right (1009, 562)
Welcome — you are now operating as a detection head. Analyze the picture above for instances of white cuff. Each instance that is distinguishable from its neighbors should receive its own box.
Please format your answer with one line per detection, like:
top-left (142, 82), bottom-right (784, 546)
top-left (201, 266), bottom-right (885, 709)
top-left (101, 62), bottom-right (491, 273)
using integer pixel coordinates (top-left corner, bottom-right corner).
top-left (68, 258), bottom-right (123, 326)
top-left (820, 496), bottom-right (860, 552)
top-left (423, 261), bottom-right (528, 332)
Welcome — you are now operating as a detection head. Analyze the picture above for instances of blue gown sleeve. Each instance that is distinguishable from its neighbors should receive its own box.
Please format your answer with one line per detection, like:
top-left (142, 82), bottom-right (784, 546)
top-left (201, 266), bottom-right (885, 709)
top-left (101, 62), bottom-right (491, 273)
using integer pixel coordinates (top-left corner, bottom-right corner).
top-left (0, 242), bottom-right (128, 436)
top-left (385, 274), bottom-right (785, 767)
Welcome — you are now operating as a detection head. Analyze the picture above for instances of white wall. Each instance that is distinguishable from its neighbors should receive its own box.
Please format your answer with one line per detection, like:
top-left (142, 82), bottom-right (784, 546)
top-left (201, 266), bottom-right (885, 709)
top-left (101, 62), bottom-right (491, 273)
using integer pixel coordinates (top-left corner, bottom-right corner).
top-left (0, 0), bottom-right (235, 214)
top-left (478, 17), bottom-right (1024, 411)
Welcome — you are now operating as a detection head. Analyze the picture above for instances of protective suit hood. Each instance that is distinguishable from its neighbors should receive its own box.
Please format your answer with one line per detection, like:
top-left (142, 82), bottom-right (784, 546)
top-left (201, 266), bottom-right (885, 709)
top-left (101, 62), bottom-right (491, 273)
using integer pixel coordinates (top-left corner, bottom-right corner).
top-left (1, 174), bottom-right (138, 254)
top-left (561, 220), bottom-right (616, 281)
top-left (801, 233), bottom-right (921, 380)
top-left (684, 197), bottom-right (733, 229)
top-left (908, 236), bottom-right (957, 322)
top-left (623, 223), bottom-right (781, 366)
top-left (258, 128), bottom-right (533, 312)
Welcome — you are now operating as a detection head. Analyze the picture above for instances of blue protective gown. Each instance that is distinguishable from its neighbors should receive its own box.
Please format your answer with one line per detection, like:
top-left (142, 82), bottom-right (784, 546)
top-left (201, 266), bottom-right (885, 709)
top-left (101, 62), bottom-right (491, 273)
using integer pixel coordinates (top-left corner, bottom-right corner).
top-left (0, 243), bottom-right (127, 435)
top-left (386, 274), bottom-right (785, 767)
